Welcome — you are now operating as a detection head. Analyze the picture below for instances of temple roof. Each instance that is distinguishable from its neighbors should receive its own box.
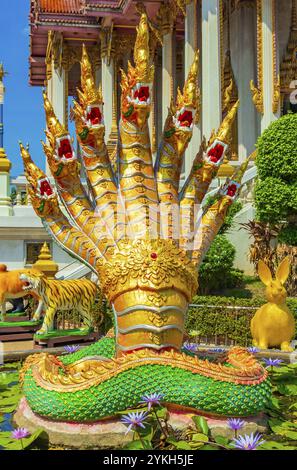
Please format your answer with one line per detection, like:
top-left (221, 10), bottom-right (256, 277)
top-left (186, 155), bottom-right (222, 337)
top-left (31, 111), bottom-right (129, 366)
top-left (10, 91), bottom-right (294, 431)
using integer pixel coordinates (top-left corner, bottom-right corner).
top-left (29, 0), bottom-right (184, 87)
top-left (39, 0), bottom-right (83, 14)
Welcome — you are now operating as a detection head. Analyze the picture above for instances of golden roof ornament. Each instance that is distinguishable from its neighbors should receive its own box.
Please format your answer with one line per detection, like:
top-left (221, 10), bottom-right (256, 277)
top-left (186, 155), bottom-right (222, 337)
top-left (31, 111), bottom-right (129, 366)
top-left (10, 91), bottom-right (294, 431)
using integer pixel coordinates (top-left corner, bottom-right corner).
top-left (78, 44), bottom-right (102, 106)
top-left (176, 50), bottom-right (200, 112)
top-left (213, 99), bottom-right (239, 145)
top-left (43, 91), bottom-right (67, 138)
top-left (132, 13), bottom-right (154, 84)
top-left (33, 242), bottom-right (59, 279)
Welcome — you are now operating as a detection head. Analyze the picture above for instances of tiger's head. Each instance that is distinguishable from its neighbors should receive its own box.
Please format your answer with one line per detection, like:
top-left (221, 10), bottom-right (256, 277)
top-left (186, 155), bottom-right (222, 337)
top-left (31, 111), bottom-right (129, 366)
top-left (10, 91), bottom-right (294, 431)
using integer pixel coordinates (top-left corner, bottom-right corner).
top-left (20, 271), bottom-right (46, 293)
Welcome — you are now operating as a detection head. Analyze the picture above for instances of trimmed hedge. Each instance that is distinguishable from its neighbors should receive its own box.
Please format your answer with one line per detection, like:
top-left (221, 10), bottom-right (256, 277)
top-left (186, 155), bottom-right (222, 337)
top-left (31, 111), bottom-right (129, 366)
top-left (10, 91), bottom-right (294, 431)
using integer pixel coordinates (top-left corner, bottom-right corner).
top-left (255, 113), bottom-right (297, 244)
top-left (198, 235), bottom-right (244, 294)
top-left (185, 295), bottom-right (297, 347)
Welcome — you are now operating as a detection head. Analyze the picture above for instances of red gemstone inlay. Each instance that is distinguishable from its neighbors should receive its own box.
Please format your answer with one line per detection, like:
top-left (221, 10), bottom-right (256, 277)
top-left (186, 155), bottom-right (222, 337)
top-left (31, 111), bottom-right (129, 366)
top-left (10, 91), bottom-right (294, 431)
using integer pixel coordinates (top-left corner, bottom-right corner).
top-left (150, 252), bottom-right (158, 260)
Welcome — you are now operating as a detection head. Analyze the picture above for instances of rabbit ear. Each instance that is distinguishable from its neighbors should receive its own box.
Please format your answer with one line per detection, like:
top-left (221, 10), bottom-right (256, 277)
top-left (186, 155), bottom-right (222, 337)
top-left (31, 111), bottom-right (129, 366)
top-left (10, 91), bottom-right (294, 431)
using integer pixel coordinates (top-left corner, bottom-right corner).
top-left (258, 260), bottom-right (272, 286)
top-left (276, 256), bottom-right (291, 285)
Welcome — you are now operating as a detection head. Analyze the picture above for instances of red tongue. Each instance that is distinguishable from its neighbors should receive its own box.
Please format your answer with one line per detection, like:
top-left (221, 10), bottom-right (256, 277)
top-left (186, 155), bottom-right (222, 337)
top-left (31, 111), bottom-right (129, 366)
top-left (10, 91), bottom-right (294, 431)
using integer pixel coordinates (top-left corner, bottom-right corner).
top-left (207, 143), bottom-right (224, 163)
top-left (39, 179), bottom-right (53, 197)
top-left (134, 86), bottom-right (150, 102)
top-left (87, 107), bottom-right (101, 125)
top-left (178, 110), bottom-right (193, 127)
top-left (58, 138), bottom-right (73, 160)
top-left (227, 184), bottom-right (237, 197)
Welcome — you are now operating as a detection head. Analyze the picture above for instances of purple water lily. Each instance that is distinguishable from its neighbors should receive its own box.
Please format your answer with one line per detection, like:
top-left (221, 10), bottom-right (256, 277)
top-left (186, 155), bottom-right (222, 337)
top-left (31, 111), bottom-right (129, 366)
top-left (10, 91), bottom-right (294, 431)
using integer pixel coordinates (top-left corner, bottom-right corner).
top-left (11, 428), bottom-right (30, 440)
top-left (210, 347), bottom-right (226, 353)
top-left (140, 393), bottom-right (164, 410)
top-left (262, 358), bottom-right (283, 368)
top-left (247, 347), bottom-right (259, 354)
top-left (183, 342), bottom-right (197, 353)
top-left (227, 418), bottom-right (245, 431)
top-left (64, 344), bottom-right (81, 354)
top-left (121, 411), bottom-right (149, 435)
top-left (231, 432), bottom-right (265, 450)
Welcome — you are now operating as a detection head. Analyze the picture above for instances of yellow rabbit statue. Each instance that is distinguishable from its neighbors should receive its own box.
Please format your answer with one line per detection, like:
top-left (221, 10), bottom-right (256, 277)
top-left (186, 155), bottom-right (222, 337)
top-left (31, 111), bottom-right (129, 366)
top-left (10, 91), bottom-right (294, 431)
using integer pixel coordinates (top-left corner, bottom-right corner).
top-left (251, 256), bottom-right (295, 352)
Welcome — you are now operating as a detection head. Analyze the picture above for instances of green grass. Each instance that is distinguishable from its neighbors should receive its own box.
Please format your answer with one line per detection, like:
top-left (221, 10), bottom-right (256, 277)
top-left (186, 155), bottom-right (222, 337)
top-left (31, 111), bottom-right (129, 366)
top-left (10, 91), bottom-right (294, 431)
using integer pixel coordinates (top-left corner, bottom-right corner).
top-left (34, 327), bottom-right (93, 340)
top-left (6, 312), bottom-right (27, 317)
top-left (0, 320), bottom-right (41, 328)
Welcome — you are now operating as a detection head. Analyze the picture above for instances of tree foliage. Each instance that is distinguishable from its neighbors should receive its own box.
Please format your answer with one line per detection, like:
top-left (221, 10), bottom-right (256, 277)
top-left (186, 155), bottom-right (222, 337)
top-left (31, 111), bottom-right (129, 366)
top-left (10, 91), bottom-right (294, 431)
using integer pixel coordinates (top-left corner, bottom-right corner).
top-left (255, 114), bottom-right (297, 245)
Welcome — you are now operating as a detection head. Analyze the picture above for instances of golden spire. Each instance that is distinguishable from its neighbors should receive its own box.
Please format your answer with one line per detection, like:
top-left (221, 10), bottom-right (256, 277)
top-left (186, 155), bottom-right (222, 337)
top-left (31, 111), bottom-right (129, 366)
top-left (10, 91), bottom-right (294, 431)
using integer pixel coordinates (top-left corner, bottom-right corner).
top-left (0, 63), bottom-right (11, 172)
top-left (0, 63), bottom-right (7, 82)
top-left (216, 99), bottom-right (239, 144)
top-left (43, 91), bottom-right (67, 138)
top-left (77, 45), bottom-right (102, 105)
top-left (33, 242), bottom-right (59, 279)
top-left (133, 13), bottom-right (154, 83)
top-left (19, 142), bottom-right (47, 186)
top-left (176, 50), bottom-right (200, 111)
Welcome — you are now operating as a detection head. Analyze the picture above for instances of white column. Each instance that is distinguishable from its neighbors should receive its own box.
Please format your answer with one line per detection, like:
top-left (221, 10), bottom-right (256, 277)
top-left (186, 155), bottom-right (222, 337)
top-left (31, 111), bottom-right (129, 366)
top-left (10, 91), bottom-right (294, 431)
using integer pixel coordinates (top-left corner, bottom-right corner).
top-left (261, 0), bottom-right (280, 132)
top-left (202, 0), bottom-right (221, 140)
top-left (233, 5), bottom-right (258, 160)
top-left (48, 64), bottom-right (66, 125)
top-left (95, 65), bottom-right (101, 89)
top-left (162, 32), bottom-right (173, 128)
top-left (46, 62), bottom-right (67, 175)
top-left (0, 157), bottom-right (12, 216)
top-left (101, 56), bottom-right (114, 141)
top-left (184, 0), bottom-right (201, 177)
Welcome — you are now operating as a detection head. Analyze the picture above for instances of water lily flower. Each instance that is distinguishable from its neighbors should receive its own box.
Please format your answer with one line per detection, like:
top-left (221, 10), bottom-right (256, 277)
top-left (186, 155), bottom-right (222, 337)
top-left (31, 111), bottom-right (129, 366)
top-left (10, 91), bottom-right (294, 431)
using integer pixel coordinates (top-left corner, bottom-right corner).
top-left (140, 393), bottom-right (164, 410)
top-left (227, 418), bottom-right (245, 431)
top-left (183, 342), bottom-right (197, 352)
top-left (262, 358), bottom-right (283, 369)
top-left (64, 344), bottom-right (81, 354)
top-left (121, 411), bottom-right (149, 435)
top-left (247, 347), bottom-right (259, 354)
top-left (210, 347), bottom-right (226, 353)
top-left (231, 432), bottom-right (265, 450)
top-left (11, 428), bottom-right (30, 440)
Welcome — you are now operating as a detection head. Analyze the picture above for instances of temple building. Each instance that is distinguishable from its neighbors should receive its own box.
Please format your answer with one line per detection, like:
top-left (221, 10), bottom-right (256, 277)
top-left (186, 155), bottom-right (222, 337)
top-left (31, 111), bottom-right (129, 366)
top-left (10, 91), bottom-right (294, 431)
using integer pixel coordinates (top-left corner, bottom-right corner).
top-left (0, 0), bottom-right (297, 275)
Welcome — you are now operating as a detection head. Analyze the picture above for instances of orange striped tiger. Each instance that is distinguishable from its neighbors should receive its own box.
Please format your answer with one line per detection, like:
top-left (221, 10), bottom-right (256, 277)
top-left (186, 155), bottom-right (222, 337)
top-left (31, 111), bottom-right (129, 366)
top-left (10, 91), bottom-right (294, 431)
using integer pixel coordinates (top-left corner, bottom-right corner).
top-left (19, 271), bottom-right (98, 335)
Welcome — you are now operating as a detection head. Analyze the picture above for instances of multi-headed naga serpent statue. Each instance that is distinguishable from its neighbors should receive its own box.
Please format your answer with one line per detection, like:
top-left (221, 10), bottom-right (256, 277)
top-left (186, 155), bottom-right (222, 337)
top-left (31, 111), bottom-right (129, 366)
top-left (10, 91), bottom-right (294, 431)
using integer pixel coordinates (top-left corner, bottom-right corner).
top-left (20, 15), bottom-right (271, 422)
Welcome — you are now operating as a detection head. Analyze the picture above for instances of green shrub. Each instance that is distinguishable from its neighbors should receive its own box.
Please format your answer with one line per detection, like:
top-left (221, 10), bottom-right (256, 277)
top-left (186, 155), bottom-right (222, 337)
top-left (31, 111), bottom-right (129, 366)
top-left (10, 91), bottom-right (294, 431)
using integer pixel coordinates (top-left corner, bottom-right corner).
top-left (254, 177), bottom-right (291, 223)
top-left (198, 235), bottom-right (243, 294)
top-left (278, 224), bottom-right (297, 246)
top-left (255, 114), bottom-right (297, 245)
top-left (185, 295), bottom-right (297, 346)
top-left (256, 113), bottom-right (297, 182)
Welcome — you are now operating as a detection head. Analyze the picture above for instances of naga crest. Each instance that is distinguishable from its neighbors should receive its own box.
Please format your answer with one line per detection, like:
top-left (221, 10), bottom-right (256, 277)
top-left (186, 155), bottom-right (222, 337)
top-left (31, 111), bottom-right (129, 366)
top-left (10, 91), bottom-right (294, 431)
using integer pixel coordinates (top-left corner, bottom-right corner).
top-left (21, 13), bottom-right (249, 356)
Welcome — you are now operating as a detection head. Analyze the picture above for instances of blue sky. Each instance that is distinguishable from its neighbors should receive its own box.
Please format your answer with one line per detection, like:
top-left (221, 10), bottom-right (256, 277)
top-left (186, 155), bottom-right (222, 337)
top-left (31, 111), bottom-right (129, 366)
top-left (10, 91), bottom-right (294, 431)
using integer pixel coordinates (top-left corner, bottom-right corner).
top-left (0, 0), bottom-right (45, 176)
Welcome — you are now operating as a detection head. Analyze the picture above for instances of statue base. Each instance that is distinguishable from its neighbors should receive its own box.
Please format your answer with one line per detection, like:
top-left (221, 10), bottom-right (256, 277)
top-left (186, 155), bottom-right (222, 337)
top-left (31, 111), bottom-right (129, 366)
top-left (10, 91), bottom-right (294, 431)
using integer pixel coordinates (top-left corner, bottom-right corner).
top-left (0, 320), bottom-right (42, 342)
top-left (33, 328), bottom-right (99, 348)
top-left (14, 397), bottom-right (268, 450)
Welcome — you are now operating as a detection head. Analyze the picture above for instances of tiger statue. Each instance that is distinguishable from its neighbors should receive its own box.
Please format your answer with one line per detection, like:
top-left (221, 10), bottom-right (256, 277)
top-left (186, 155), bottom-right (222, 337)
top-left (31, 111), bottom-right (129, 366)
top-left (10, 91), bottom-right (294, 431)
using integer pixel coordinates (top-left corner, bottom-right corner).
top-left (19, 271), bottom-right (98, 335)
top-left (0, 264), bottom-right (42, 322)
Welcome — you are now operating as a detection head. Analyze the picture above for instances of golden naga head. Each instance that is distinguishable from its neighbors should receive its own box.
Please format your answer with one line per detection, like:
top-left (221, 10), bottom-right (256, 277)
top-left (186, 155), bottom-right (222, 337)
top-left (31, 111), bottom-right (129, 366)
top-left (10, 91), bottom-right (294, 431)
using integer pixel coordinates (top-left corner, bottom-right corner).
top-left (20, 142), bottom-right (59, 217)
top-left (218, 156), bottom-right (250, 202)
top-left (121, 13), bottom-right (154, 129)
top-left (72, 45), bottom-right (105, 148)
top-left (43, 92), bottom-right (79, 178)
top-left (163, 51), bottom-right (200, 156)
top-left (204, 99), bottom-right (239, 168)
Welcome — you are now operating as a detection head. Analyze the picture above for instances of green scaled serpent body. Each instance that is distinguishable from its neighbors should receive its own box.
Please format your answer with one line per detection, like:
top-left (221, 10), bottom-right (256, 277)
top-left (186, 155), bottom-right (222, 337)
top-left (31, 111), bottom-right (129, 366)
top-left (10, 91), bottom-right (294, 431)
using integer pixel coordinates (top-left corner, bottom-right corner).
top-left (21, 337), bottom-right (271, 422)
